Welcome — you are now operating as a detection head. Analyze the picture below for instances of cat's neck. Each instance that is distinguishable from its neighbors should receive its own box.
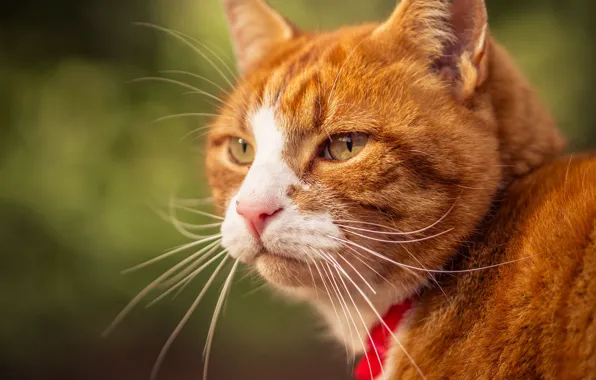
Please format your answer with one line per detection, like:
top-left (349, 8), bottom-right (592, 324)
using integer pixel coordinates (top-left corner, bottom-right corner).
top-left (483, 37), bottom-right (565, 180)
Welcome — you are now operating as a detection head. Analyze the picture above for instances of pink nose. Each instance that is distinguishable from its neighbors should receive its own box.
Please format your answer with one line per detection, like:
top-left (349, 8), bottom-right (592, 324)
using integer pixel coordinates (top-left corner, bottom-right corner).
top-left (236, 199), bottom-right (283, 238)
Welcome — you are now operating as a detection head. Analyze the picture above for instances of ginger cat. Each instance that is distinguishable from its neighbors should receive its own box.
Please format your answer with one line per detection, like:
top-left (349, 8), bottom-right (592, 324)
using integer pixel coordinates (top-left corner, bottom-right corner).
top-left (201, 0), bottom-right (596, 378)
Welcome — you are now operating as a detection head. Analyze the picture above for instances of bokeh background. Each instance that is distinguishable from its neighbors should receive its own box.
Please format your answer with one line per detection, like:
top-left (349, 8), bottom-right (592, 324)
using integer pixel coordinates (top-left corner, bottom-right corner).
top-left (1, 0), bottom-right (595, 379)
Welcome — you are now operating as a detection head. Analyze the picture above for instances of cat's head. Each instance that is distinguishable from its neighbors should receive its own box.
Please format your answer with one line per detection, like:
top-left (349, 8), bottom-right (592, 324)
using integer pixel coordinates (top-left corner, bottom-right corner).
top-left (205, 0), bottom-right (564, 307)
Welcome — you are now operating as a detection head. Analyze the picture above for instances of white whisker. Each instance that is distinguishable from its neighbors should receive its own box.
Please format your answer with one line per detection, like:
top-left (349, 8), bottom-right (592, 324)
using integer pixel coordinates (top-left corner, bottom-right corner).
top-left (322, 262), bottom-right (359, 365)
top-left (147, 250), bottom-right (225, 308)
top-left (333, 250), bottom-right (377, 294)
top-left (306, 261), bottom-right (319, 299)
top-left (133, 22), bottom-right (236, 88)
top-left (178, 123), bottom-right (231, 143)
top-left (103, 245), bottom-right (220, 338)
top-left (323, 250), bottom-right (426, 380)
top-left (149, 255), bottom-right (230, 380)
top-left (172, 205), bottom-right (225, 221)
top-left (401, 244), bottom-right (451, 306)
top-left (341, 227), bottom-right (454, 244)
top-left (162, 241), bottom-right (221, 286)
top-left (152, 112), bottom-right (232, 125)
top-left (319, 259), bottom-right (353, 363)
top-left (336, 201), bottom-right (457, 236)
top-left (341, 244), bottom-right (397, 289)
top-left (330, 236), bottom-right (530, 274)
top-left (168, 197), bottom-right (217, 240)
top-left (203, 259), bottom-right (240, 380)
top-left (130, 77), bottom-right (240, 114)
top-left (317, 252), bottom-right (379, 380)
top-left (152, 207), bottom-right (221, 230)
top-left (160, 70), bottom-right (231, 97)
top-left (122, 236), bottom-right (221, 274)
top-left (242, 282), bottom-right (268, 298)
top-left (310, 257), bottom-right (347, 356)
top-left (171, 197), bottom-right (215, 207)
top-left (198, 40), bottom-right (240, 83)
top-left (327, 39), bottom-right (367, 107)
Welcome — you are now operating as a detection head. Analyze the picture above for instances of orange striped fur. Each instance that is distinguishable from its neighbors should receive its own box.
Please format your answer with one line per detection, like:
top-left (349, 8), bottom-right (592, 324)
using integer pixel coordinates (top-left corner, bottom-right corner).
top-left (206, 0), bottom-right (596, 378)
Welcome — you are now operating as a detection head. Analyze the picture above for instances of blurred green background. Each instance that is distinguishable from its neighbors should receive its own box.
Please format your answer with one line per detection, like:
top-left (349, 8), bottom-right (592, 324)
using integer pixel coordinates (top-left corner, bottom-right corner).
top-left (1, 0), bottom-right (595, 379)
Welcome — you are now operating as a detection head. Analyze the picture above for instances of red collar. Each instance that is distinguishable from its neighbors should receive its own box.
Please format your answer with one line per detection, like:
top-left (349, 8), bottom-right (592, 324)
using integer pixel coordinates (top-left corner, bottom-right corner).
top-left (353, 299), bottom-right (412, 380)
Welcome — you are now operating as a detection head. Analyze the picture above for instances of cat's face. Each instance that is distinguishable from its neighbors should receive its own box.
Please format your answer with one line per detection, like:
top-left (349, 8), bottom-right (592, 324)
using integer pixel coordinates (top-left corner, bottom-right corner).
top-left (206, 0), bottom-right (502, 301)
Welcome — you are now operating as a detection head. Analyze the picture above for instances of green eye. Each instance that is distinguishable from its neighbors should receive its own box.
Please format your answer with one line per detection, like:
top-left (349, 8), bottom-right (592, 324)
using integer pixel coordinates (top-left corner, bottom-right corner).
top-left (228, 137), bottom-right (255, 165)
top-left (321, 132), bottom-right (368, 161)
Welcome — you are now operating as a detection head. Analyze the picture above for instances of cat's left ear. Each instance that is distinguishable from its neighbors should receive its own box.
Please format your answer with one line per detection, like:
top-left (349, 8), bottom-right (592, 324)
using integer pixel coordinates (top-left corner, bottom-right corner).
top-left (221, 0), bottom-right (297, 75)
top-left (375, 0), bottom-right (489, 102)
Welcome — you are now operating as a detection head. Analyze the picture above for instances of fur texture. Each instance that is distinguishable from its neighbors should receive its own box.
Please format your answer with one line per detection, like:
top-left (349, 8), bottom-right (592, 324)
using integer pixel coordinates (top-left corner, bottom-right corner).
top-left (206, 0), bottom-right (595, 378)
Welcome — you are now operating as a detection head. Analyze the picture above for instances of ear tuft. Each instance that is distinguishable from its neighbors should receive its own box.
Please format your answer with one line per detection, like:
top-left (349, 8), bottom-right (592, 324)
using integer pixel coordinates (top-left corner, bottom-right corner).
top-left (221, 0), bottom-right (296, 75)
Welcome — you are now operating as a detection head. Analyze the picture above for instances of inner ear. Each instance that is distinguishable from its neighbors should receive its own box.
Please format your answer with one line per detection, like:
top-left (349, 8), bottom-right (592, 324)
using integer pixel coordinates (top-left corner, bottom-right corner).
top-left (436, 0), bottom-right (489, 101)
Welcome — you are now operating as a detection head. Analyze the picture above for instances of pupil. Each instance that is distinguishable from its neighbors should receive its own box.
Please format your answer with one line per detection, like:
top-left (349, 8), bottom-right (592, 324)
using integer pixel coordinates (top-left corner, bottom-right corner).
top-left (241, 140), bottom-right (247, 154)
top-left (346, 134), bottom-right (353, 152)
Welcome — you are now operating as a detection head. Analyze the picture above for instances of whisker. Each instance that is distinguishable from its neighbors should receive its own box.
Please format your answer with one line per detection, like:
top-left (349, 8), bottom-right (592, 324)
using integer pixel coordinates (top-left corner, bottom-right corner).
top-left (133, 22), bottom-right (236, 88)
top-left (172, 250), bottom-right (225, 300)
top-left (333, 250), bottom-right (377, 294)
top-left (103, 245), bottom-right (220, 338)
top-left (199, 40), bottom-right (240, 83)
top-left (149, 255), bottom-right (230, 380)
top-left (330, 236), bottom-right (530, 274)
top-left (184, 90), bottom-right (244, 114)
top-left (306, 261), bottom-right (318, 300)
top-left (160, 70), bottom-right (231, 97)
top-left (327, 39), bottom-right (367, 107)
top-left (322, 261), bottom-right (359, 365)
top-left (157, 241), bottom-right (221, 289)
top-left (152, 207), bottom-right (222, 231)
top-left (323, 250), bottom-right (426, 380)
top-left (152, 113), bottom-right (232, 124)
top-left (168, 197), bottom-right (217, 240)
top-left (130, 77), bottom-right (237, 112)
top-left (317, 252), bottom-right (379, 380)
top-left (242, 282), bottom-right (268, 298)
top-left (340, 227), bottom-right (454, 244)
top-left (319, 259), bottom-right (352, 363)
top-left (177, 124), bottom-right (230, 143)
top-left (122, 236), bottom-right (221, 274)
top-left (401, 244), bottom-right (452, 306)
top-left (203, 259), bottom-right (240, 380)
top-left (171, 197), bottom-right (215, 207)
top-left (310, 257), bottom-right (351, 358)
top-left (336, 201), bottom-right (457, 236)
top-left (170, 205), bottom-right (225, 221)
top-left (147, 248), bottom-right (226, 308)
top-left (341, 244), bottom-right (397, 289)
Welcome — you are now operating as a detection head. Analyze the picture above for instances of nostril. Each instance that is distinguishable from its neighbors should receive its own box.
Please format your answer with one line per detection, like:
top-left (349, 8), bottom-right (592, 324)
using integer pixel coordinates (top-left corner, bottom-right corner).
top-left (235, 199), bottom-right (283, 238)
top-left (259, 208), bottom-right (282, 220)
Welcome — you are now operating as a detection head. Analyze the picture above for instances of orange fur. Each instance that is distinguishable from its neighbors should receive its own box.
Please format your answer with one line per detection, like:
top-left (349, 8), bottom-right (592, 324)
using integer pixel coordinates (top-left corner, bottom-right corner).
top-left (207, 0), bottom-right (595, 378)
top-left (390, 156), bottom-right (596, 379)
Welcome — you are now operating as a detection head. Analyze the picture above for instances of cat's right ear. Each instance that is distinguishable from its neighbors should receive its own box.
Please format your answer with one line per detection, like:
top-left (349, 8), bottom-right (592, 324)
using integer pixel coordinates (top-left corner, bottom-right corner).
top-left (375, 0), bottom-right (489, 102)
top-left (221, 0), bottom-right (297, 75)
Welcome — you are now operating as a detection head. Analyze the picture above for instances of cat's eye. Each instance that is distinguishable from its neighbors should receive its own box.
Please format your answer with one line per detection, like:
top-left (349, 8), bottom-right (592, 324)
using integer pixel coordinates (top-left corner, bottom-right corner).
top-left (320, 132), bottom-right (368, 161)
top-left (228, 137), bottom-right (255, 165)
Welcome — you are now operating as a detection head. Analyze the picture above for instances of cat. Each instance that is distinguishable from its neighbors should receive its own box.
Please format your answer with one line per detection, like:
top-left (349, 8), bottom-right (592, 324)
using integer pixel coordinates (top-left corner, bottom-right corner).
top-left (203, 0), bottom-right (596, 379)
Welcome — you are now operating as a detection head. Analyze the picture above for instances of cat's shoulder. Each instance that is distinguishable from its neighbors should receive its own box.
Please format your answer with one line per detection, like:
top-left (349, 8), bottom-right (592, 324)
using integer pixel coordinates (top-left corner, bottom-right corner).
top-left (504, 154), bottom-right (596, 240)
top-left (498, 153), bottom-right (596, 273)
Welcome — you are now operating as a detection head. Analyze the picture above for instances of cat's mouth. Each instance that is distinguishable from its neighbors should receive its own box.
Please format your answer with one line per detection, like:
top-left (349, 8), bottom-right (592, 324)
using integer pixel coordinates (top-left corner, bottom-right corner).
top-left (255, 248), bottom-right (317, 288)
top-left (257, 247), bottom-right (310, 265)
